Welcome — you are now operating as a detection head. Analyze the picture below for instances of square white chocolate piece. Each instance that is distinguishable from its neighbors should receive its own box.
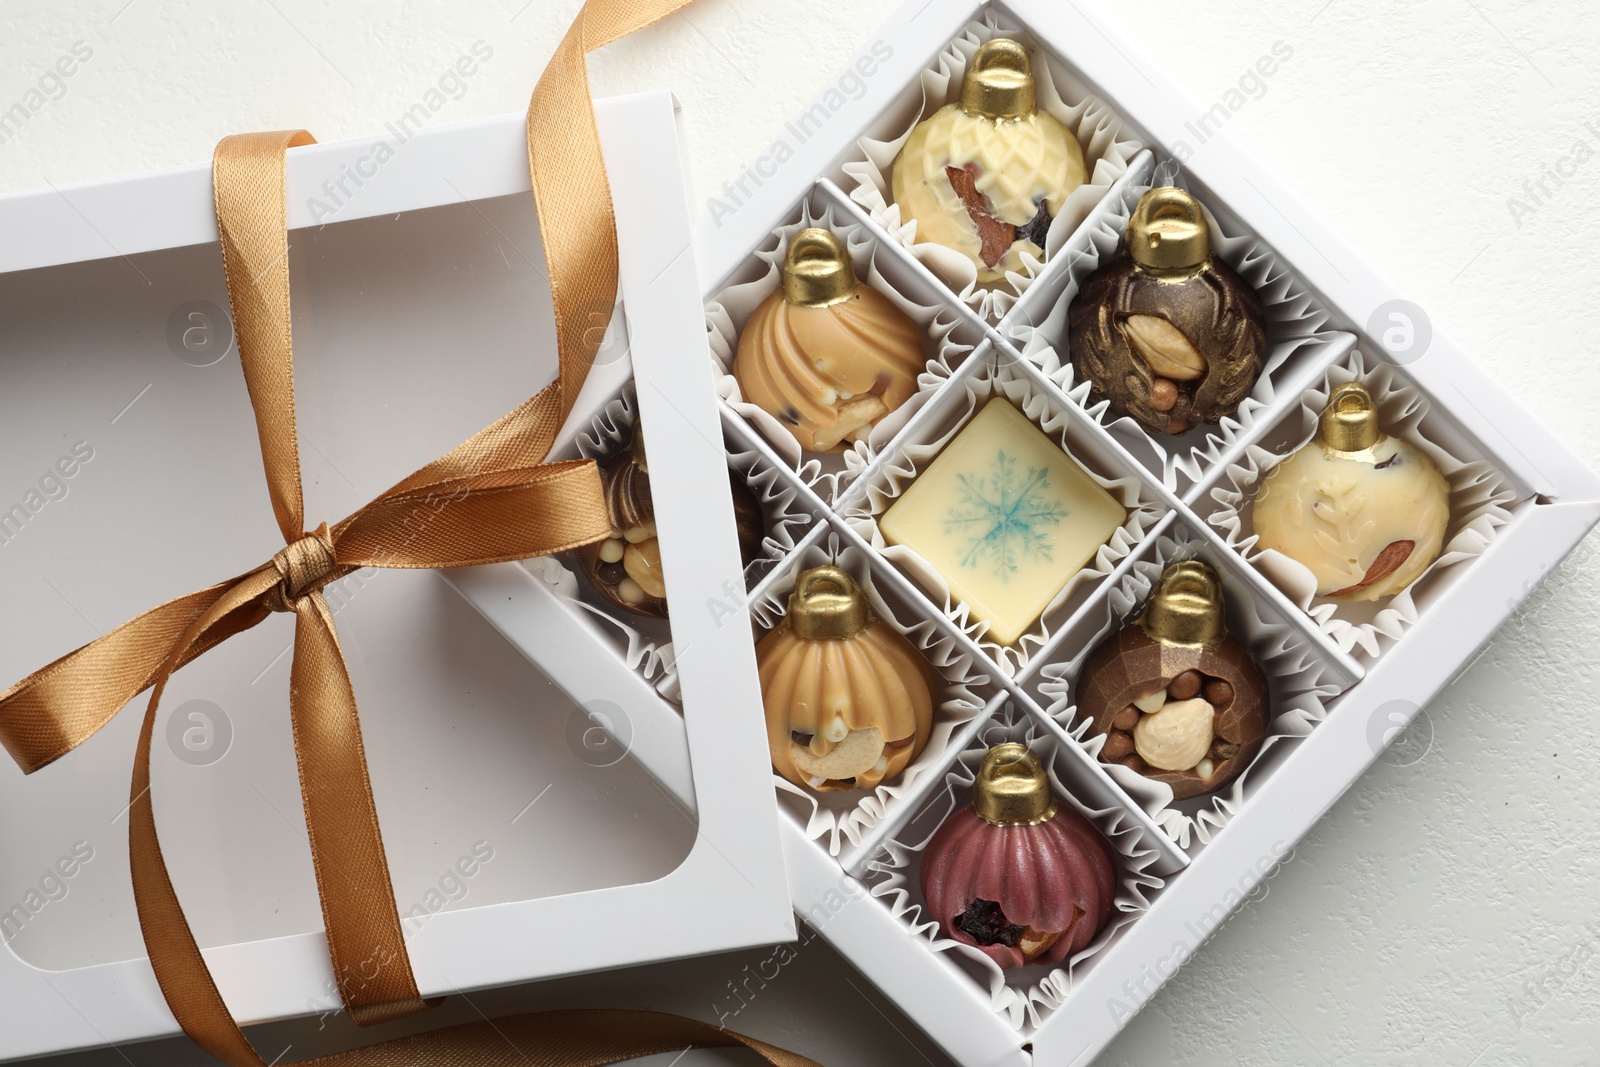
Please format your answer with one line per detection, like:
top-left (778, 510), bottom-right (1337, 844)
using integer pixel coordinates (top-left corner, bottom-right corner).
top-left (880, 399), bottom-right (1126, 646)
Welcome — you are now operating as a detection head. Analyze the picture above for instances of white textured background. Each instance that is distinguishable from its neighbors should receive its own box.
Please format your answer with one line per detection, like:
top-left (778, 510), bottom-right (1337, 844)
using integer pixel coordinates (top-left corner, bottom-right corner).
top-left (3, 1), bottom-right (1599, 1064)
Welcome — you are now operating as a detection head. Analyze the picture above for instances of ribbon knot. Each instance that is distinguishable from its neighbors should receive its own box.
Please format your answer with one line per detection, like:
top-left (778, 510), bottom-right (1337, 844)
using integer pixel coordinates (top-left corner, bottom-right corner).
top-left (268, 524), bottom-right (337, 611)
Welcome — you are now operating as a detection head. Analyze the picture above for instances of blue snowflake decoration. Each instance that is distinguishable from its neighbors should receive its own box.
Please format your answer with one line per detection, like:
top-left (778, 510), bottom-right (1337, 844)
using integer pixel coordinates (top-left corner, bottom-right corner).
top-left (943, 449), bottom-right (1067, 580)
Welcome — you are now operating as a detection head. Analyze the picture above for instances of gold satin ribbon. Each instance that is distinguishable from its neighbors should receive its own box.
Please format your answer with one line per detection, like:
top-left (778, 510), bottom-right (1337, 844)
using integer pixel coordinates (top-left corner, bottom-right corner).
top-left (0, 1), bottom-right (819, 1064)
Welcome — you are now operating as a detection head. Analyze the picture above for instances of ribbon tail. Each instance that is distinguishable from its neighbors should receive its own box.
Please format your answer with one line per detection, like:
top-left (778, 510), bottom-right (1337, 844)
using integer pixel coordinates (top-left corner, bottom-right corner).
top-left (129, 567), bottom-right (282, 1067)
top-left (0, 571), bottom-right (275, 773)
top-left (288, 592), bottom-right (431, 1026)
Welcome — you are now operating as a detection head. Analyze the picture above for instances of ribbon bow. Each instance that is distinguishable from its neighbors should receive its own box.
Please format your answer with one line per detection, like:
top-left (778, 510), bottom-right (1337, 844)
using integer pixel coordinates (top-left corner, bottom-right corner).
top-left (0, 1), bottom-right (820, 1065)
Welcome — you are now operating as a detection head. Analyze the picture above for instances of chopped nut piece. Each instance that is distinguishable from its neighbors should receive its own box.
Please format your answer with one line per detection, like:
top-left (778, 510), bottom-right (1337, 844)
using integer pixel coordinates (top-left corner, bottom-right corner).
top-left (1167, 670), bottom-right (1204, 701)
top-left (1133, 688), bottom-right (1168, 715)
top-left (1327, 540), bottom-right (1416, 599)
top-left (1101, 730), bottom-right (1134, 761)
top-left (1133, 697), bottom-right (1214, 771)
top-left (1203, 679), bottom-right (1234, 709)
top-left (1124, 315), bottom-right (1208, 381)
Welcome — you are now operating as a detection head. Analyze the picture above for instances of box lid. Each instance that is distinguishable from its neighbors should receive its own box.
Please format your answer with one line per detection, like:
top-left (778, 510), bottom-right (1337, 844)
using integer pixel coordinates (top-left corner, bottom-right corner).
top-left (0, 90), bottom-right (794, 1061)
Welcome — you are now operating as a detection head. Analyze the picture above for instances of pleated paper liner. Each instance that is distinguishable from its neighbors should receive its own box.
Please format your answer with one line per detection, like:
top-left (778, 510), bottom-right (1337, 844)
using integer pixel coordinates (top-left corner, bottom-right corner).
top-left (838, 12), bottom-right (1146, 323)
top-left (1202, 348), bottom-right (1520, 659)
top-left (749, 528), bottom-right (998, 857)
top-left (705, 196), bottom-right (980, 502)
top-left (1032, 526), bottom-right (1343, 850)
top-left (1004, 167), bottom-right (1356, 495)
top-left (862, 701), bottom-right (1165, 1032)
top-left (837, 344), bottom-right (1164, 677)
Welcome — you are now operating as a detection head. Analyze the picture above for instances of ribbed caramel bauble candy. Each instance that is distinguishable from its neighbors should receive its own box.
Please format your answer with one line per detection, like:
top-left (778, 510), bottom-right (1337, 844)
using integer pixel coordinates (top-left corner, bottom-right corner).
top-left (892, 38), bottom-right (1085, 283)
top-left (1252, 382), bottom-right (1450, 601)
top-left (1076, 560), bottom-right (1268, 799)
top-left (733, 228), bottom-right (925, 453)
top-left (921, 743), bottom-right (1118, 969)
top-left (755, 566), bottom-right (936, 792)
top-left (1069, 187), bottom-right (1266, 436)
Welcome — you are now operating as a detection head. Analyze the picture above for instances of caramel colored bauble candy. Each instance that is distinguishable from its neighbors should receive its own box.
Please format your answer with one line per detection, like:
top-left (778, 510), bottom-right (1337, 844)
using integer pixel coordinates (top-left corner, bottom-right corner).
top-left (920, 744), bottom-right (1119, 970)
top-left (733, 228), bottom-right (925, 453)
top-left (1068, 187), bottom-right (1266, 436)
top-left (755, 566), bottom-right (936, 792)
top-left (1077, 560), bottom-right (1269, 800)
top-left (1252, 382), bottom-right (1450, 602)
top-left (892, 39), bottom-right (1086, 283)
top-left (577, 426), bottom-right (764, 618)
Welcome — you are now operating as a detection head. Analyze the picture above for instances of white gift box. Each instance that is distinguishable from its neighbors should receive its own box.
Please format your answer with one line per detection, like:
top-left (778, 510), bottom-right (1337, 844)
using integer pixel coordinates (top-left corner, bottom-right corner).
top-left (446, 4), bottom-right (1600, 1067)
top-left (0, 92), bottom-right (795, 1062)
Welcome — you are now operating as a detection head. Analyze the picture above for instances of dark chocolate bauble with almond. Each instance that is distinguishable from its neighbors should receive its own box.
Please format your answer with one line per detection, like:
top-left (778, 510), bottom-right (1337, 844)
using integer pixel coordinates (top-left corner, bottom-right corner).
top-left (1076, 560), bottom-right (1268, 799)
top-left (1068, 187), bottom-right (1266, 437)
top-left (577, 426), bottom-right (765, 618)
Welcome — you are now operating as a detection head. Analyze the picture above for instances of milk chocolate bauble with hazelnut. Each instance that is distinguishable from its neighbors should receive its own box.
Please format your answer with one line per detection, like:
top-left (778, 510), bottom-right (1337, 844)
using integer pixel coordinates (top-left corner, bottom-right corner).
top-left (733, 228), bottom-right (925, 453)
top-left (921, 743), bottom-right (1118, 969)
top-left (1252, 382), bottom-right (1450, 601)
top-left (1068, 187), bottom-right (1266, 436)
top-left (577, 426), bottom-right (764, 618)
top-left (892, 38), bottom-right (1085, 283)
top-left (755, 566), bottom-right (936, 792)
top-left (1077, 560), bottom-right (1268, 800)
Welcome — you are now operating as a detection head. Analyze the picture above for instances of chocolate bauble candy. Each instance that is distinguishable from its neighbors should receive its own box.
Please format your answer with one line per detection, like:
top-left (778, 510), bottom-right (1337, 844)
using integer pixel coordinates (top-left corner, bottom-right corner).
top-left (577, 426), bottom-right (764, 618)
top-left (755, 566), bottom-right (936, 792)
top-left (892, 39), bottom-right (1085, 283)
top-left (1077, 560), bottom-right (1268, 799)
top-left (1252, 382), bottom-right (1450, 601)
top-left (733, 228), bottom-right (925, 453)
top-left (1069, 187), bottom-right (1266, 436)
top-left (921, 743), bottom-right (1118, 969)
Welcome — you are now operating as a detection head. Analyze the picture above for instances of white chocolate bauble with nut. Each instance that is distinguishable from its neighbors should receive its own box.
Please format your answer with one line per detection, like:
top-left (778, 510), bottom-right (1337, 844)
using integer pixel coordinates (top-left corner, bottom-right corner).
top-left (891, 39), bottom-right (1085, 283)
top-left (1252, 383), bottom-right (1450, 602)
